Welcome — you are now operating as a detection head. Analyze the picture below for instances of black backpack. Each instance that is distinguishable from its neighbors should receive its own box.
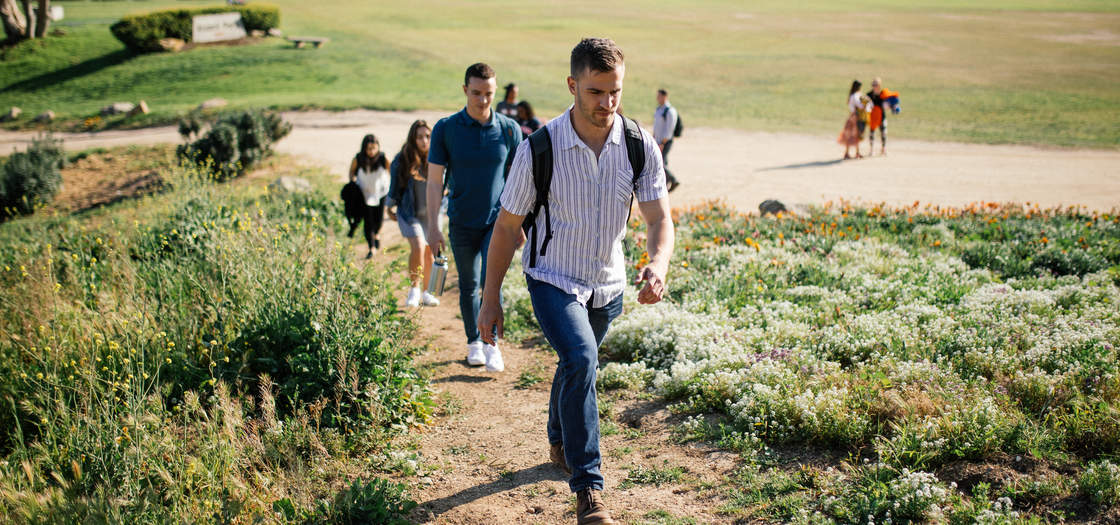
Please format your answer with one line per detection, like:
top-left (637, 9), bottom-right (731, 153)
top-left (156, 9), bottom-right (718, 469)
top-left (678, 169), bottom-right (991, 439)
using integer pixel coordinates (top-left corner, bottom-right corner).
top-left (672, 111), bottom-right (683, 138)
top-left (521, 116), bottom-right (646, 268)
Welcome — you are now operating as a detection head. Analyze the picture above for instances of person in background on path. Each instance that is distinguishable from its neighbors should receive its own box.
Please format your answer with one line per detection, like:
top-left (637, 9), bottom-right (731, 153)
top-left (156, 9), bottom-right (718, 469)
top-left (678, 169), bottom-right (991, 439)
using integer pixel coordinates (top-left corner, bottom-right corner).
top-left (478, 37), bottom-right (675, 525)
top-left (653, 88), bottom-right (680, 192)
top-left (517, 100), bottom-right (543, 136)
top-left (839, 80), bottom-right (870, 159)
top-left (497, 82), bottom-right (520, 119)
top-left (349, 134), bottom-right (390, 258)
top-left (867, 77), bottom-right (889, 156)
top-left (388, 120), bottom-right (440, 307)
top-left (426, 63), bottom-right (523, 373)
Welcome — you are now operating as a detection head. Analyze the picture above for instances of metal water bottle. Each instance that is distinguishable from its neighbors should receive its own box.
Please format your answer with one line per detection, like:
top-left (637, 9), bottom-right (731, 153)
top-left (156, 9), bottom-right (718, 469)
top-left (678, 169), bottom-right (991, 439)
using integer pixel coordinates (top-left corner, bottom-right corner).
top-left (427, 251), bottom-right (448, 296)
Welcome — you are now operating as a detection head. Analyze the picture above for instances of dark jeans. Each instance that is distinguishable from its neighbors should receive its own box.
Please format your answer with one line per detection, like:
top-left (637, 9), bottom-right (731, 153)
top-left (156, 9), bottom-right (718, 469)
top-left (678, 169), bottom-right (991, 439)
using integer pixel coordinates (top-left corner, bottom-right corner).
top-left (363, 198), bottom-right (386, 249)
top-left (448, 221), bottom-right (494, 344)
top-left (661, 139), bottom-right (678, 186)
top-left (527, 275), bottom-right (624, 492)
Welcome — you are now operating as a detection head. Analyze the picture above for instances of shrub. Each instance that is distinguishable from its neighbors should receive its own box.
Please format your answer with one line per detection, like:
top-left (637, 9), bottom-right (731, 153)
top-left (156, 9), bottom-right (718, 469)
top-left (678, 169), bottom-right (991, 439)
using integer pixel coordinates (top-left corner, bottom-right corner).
top-left (111, 4), bottom-right (281, 53)
top-left (0, 135), bottom-right (65, 218)
top-left (274, 478), bottom-right (417, 525)
top-left (176, 109), bottom-right (291, 181)
top-left (1080, 460), bottom-right (1120, 506)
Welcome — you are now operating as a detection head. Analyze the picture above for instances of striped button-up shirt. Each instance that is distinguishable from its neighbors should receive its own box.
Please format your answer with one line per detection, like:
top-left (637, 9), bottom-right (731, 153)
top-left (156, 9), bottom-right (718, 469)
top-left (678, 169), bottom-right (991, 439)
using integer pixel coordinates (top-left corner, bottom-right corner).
top-left (500, 108), bottom-right (667, 308)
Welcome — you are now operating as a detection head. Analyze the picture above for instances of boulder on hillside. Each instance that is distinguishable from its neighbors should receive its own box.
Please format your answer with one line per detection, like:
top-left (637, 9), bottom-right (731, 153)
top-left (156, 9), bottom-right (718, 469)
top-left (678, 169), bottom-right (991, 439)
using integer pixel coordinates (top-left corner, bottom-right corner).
top-left (198, 98), bottom-right (228, 111)
top-left (267, 28), bottom-right (283, 37)
top-left (2, 107), bottom-right (21, 122)
top-left (33, 111), bottom-right (55, 123)
top-left (250, 29), bottom-right (265, 38)
top-left (268, 176), bottom-right (312, 195)
top-left (158, 38), bottom-right (186, 52)
top-left (128, 100), bottom-right (150, 117)
top-left (759, 199), bottom-right (788, 216)
top-left (101, 102), bottom-right (136, 116)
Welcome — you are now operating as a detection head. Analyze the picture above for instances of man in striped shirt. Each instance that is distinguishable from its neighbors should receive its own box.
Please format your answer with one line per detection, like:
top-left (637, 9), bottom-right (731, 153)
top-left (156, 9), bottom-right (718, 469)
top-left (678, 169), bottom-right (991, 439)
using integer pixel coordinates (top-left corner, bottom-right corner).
top-left (478, 38), bottom-right (675, 525)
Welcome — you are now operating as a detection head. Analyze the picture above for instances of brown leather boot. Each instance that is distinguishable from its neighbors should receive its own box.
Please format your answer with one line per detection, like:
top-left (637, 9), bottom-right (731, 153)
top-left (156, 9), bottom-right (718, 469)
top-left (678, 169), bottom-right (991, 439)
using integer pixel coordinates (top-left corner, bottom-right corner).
top-left (550, 442), bottom-right (571, 474)
top-left (576, 488), bottom-right (615, 525)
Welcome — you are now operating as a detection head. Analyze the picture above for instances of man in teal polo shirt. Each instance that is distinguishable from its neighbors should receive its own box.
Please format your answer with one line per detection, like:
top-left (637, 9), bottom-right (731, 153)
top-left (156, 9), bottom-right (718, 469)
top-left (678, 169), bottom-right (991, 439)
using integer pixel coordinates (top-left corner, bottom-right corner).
top-left (426, 62), bottom-right (523, 373)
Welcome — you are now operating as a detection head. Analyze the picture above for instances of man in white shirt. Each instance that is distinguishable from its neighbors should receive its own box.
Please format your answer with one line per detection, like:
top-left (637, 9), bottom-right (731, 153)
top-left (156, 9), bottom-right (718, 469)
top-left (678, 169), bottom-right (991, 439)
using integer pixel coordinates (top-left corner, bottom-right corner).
top-left (653, 88), bottom-right (680, 192)
top-left (477, 38), bottom-right (675, 525)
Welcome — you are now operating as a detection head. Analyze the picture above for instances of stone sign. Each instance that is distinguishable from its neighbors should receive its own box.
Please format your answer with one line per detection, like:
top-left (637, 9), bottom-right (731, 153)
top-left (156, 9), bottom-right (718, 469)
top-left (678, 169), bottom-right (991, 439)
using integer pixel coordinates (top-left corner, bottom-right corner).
top-left (192, 12), bottom-right (247, 44)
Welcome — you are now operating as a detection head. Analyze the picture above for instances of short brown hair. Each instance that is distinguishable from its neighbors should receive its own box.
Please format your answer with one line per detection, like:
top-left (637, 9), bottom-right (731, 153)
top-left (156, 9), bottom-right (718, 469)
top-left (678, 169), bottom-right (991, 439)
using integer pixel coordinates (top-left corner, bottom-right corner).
top-left (570, 38), bottom-right (624, 78)
top-left (464, 62), bottom-right (495, 86)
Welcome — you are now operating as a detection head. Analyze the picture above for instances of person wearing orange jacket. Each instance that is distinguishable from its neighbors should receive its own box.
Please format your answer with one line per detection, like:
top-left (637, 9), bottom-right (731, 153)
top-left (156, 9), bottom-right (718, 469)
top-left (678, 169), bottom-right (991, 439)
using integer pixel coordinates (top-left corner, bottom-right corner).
top-left (867, 77), bottom-right (900, 156)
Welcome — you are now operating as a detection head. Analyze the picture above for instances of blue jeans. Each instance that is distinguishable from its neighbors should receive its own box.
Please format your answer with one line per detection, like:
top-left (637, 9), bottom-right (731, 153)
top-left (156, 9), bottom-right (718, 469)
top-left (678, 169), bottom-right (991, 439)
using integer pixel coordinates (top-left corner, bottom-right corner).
top-left (448, 222), bottom-right (494, 344)
top-left (527, 275), bottom-right (624, 492)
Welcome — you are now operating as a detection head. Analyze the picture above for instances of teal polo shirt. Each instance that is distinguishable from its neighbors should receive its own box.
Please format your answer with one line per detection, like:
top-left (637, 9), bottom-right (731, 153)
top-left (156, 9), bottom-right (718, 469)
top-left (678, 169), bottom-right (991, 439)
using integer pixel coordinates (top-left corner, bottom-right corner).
top-left (429, 108), bottom-right (523, 228)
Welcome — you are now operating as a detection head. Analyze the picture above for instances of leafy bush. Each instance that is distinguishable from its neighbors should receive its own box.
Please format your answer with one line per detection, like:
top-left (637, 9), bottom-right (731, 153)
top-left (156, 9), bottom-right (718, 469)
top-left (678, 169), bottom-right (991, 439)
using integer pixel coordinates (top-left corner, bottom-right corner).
top-left (0, 135), bottom-right (65, 218)
top-left (176, 109), bottom-right (292, 181)
top-left (111, 4), bottom-right (281, 52)
top-left (0, 157), bottom-right (429, 520)
top-left (1080, 460), bottom-right (1120, 506)
top-left (273, 479), bottom-right (417, 525)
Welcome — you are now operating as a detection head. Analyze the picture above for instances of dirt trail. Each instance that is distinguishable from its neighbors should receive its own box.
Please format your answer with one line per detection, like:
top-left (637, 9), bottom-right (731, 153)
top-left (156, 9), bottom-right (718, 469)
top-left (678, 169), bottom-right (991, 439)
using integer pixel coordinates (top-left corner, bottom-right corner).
top-left (2, 109), bottom-right (1118, 212)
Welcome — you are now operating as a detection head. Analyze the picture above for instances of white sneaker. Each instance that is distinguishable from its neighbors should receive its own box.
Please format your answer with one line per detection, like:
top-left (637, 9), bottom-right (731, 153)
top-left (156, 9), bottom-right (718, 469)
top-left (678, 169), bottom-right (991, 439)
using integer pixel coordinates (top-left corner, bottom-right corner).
top-left (466, 341), bottom-right (486, 366)
top-left (405, 287), bottom-right (421, 307)
top-left (483, 343), bottom-right (504, 372)
top-left (421, 291), bottom-right (440, 306)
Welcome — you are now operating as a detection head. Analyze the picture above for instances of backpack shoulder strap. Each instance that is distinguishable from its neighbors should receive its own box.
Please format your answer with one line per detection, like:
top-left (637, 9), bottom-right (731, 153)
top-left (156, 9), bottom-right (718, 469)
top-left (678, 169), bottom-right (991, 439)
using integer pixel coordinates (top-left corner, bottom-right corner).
top-left (620, 116), bottom-right (646, 222)
top-left (621, 116), bottom-right (645, 188)
top-left (524, 126), bottom-right (553, 268)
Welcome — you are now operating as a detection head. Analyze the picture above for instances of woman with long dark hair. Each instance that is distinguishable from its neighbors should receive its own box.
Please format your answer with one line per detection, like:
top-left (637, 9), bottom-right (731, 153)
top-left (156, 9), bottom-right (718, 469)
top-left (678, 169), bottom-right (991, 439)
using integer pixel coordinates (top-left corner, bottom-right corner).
top-left (387, 120), bottom-right (440, 307)
top-left (350, 134), bottom-right (390, 258)
top-left (516, 100), bottom-right (542, 136)
top-left (496, 82), bottom-right (519, 119)
top-left (839, 80), bottom-right (870, 159)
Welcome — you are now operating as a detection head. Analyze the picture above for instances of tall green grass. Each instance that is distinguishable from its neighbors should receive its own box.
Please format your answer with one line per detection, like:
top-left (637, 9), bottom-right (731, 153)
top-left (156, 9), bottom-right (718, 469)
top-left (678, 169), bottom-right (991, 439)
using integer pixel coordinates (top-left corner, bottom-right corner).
top-left (0, 153), bottom-right (427, 522)
top-left (2, 0), bottom-right (1118, 147)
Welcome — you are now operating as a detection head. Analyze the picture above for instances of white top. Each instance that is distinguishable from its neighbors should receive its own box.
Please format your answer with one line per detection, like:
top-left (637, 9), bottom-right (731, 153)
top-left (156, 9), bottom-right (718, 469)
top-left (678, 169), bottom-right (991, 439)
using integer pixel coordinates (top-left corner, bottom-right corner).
top-left (500, 108), bottom-right (667, 308)
top-left (357, 165), bottom-right (390, 206)
top-left (653, 103), bottom-right (678, 144)
top-left (849, 92), bottom-right (871, 114)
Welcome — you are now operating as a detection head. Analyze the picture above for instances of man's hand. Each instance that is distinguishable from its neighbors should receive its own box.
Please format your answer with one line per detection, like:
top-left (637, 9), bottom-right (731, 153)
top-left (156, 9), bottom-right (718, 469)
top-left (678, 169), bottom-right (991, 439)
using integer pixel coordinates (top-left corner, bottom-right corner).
top-left (387, 207), bottom-right (397, 221)
top-left (426, 228), bottom-right (444, 255)
top-left (635, 265), bottom-right (667, 304)
top-left (477, 300), bottom-right (504, 345)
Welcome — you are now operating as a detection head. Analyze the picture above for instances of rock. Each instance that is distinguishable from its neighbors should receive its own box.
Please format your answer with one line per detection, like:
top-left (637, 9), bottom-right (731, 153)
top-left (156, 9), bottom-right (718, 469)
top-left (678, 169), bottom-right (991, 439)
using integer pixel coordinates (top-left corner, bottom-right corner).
top-left (158, 38), bottom-right (186, 52)
top-left (127, 100), bottom-right (149, 117)
top-left (33, 111), bottom-right (55, 123)
top-left (759, 199), bottom-right (788, 216)
top-left (101, 102), bottom-right (136, 116)
top-left (197, 98), bottom-right (228, 111)
top-left (267, 28), bottom-right (283, 37)
top-left (2, 107), bottom-right (21, 122)
top-left (250, 29), bottom-right (265, 38)
top-left (268, 177), bottom-right (312, 195)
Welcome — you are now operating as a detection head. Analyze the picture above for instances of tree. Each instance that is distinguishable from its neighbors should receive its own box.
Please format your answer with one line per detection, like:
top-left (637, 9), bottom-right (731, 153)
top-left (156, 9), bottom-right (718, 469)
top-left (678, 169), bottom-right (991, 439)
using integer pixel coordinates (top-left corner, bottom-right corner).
top-left (0, 0), bottom-right (27, 43)
top-left (33, 0), bottom-right (46, 38)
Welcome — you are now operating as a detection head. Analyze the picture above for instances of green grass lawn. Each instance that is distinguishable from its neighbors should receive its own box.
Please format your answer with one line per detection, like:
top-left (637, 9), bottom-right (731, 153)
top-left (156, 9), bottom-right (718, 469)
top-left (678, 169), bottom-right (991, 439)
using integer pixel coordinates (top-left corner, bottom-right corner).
top-left (2, 0), bottom-right (1119, 147)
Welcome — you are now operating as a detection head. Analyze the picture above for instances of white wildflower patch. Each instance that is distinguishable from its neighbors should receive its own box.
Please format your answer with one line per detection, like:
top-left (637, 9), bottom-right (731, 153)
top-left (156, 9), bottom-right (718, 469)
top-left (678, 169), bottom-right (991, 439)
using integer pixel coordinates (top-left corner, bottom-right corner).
top-left (887, 468), bottom-right (949, 519)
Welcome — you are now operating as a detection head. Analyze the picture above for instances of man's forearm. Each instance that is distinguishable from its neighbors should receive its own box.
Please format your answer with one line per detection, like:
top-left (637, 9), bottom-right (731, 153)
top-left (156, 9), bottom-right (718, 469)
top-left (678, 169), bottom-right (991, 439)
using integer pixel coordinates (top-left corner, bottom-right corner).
top-left (425, 164), bottom-right (444, 233)
top-left (645, 216), bottom-right (675, 275)
top-left (482, 214), bottom-right (521, 305)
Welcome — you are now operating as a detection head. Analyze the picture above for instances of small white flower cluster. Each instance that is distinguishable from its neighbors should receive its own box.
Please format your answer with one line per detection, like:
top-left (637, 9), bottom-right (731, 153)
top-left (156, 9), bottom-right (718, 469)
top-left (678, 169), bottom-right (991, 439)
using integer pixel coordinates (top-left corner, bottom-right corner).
top-left (597, 361), bottom-right (656, 391)
top-left (1080, 459), bottom-right (1120, 506)
top-left (886, 468), bottom-right (949, 519)
top-left (972, 496), bottom-right (1021, 524)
